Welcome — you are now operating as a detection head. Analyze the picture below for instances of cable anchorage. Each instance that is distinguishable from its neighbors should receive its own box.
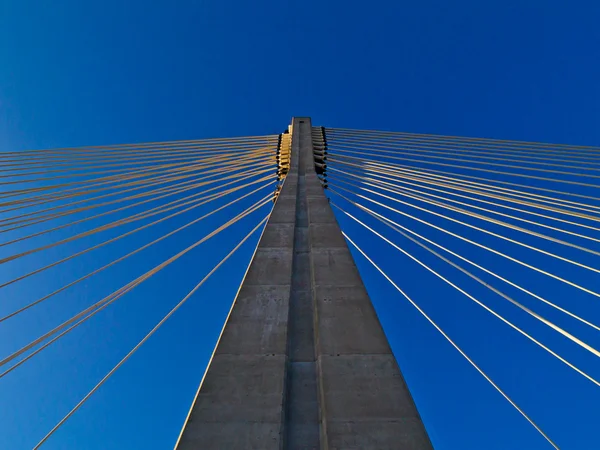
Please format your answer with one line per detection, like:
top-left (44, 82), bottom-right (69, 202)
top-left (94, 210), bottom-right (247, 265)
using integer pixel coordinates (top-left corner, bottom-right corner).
top-left (312, 126), bottom-right (328, 188)
top-left (275, 131), bottom-right (292, 200)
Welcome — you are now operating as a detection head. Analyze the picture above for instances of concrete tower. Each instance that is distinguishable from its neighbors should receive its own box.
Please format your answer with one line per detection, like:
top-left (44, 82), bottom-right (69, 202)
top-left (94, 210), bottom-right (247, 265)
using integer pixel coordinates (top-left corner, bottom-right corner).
top-left (176, 118), bottom-right (432, 449)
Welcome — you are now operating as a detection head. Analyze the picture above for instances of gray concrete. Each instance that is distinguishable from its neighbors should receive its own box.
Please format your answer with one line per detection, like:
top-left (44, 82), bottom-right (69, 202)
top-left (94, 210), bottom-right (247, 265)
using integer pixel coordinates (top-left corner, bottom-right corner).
top-left (285, 119), bottom-right (320, 449)
top-left (303, 119), bottom-right (432, 449)
top-left (177, 118), bottom-right (432, 449)
top-left (176, 131), bottom-right (297, 449)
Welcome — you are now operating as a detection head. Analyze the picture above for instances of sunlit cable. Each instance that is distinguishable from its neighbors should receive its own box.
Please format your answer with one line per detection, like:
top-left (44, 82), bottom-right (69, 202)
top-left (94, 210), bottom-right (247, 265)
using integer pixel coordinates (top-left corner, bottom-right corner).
top-left (342, 232), bottom-right (560, 449)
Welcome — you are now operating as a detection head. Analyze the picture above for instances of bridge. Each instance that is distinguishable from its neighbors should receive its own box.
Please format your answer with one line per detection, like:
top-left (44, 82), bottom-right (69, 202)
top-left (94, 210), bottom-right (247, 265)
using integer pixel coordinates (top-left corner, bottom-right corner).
top-left (1, 117), bottom-right (599, 448)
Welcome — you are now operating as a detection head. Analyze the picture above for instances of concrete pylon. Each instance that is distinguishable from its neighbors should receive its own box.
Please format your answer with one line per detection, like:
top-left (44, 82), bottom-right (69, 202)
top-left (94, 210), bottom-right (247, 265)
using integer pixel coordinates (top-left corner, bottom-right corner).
top-left (176, 118), bottom-right (432, 449)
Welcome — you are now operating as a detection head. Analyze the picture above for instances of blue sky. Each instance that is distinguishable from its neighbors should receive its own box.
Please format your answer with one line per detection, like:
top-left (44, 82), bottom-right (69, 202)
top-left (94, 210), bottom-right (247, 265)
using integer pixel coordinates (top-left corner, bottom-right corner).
top-left (0, 0), bottom-right (599, 448)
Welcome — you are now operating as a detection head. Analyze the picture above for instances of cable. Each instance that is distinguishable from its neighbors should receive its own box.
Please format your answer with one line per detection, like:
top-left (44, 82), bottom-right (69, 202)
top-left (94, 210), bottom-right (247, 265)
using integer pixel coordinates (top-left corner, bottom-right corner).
top-left (352, 158), bottom-right (600, 215)
top-left (330, 171), bottom-right (600, 258)
top-left (0, 181), bottom-right (274, 324)
top-left (328, 166), bottom-right (600, 238)
top-left (326, 146), bottom-right (600, 189)
top-left (328, 153), bottom-right (600, 208)
top-left (327, 140), bottom-right (600, 178)
top-left (332, 181), bottom-right (600, 276)
top-left (334, 204), bottom-right (600, 387)
top-left (0, 145), bottom-right (273, 202)
top-left (327, 126), bottom-right (600, 153)
top-left (0, 175), bottom-right (274, 291)
top-left (326, 132), bottom-right (600, 164)
top-left (0, 167), bottom-right (272, 266)
top-left (0, 138), bottom-right (277, 163)
top-left (0, 150), bottom-right (273, 214)
top-left (32, 212), bottom-right (269, 449)
top-left (329, 156), bottom-right (600, 217)
top-left (0, 145), bottom-right (274, 179)
top-left (331, 191), bottom-right (600, 343)
top-left (0, 148), bottom-right (274, 216)
top-left (342, 233), bottom-right (559, 449)
top-left (0, 134), bottom-right (279, 158)
top-left (334, 190), bottom-right (600, 333)
top-left (0, 162), bottom-right (264, 228)
top-left (328, 187), bottom-right (600, 300)
top-left (0, 168), bottom-right (273, 250)
top-left (0, 144), bottom-right (273, 170)
top-left (0, 161), bottom-right (273, 233)
top-left (0, 195), bottom-right (272, 371)
top-left (0, 146), bottom-right (274, 189)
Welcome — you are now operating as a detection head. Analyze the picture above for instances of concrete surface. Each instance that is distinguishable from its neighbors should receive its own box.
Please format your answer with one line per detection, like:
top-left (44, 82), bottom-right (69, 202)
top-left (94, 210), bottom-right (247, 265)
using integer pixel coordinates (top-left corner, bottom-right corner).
top-left (177, 118), bottom-right (432, 450)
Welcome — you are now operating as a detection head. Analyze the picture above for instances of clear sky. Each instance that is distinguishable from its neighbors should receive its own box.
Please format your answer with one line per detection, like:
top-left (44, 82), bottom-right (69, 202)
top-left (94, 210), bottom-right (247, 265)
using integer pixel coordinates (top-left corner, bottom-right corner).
top-left (0, 0), bottom-right (599, 449)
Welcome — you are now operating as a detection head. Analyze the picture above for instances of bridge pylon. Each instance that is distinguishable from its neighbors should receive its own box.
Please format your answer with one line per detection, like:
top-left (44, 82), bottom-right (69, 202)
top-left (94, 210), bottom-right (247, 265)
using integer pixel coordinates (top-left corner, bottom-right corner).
top-left (176, 118), bottom-right (432, 449)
